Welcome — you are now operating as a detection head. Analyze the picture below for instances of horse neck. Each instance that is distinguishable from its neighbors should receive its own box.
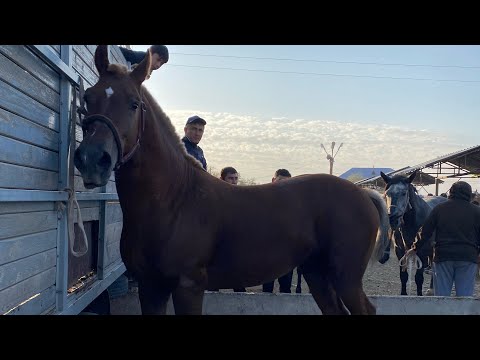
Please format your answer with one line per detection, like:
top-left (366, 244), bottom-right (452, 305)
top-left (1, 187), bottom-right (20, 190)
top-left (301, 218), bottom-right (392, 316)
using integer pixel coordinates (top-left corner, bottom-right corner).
top-left (403, 185), bottom-right (428, 233)
top-left (115, 105), bottom-right (197, 202)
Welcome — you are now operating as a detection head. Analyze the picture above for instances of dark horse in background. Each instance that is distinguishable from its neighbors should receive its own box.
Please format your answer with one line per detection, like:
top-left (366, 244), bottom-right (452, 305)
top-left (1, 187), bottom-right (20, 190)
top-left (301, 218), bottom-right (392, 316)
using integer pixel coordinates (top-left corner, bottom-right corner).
top-left (74, 45), bottom-right (391, 315)
top-left (379, 171), bottom-right (448, 295)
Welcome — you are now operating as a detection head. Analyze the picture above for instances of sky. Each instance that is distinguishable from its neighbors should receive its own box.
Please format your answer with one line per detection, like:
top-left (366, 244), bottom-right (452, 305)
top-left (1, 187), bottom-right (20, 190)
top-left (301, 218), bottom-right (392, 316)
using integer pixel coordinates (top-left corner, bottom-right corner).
top-left (130, 45), bottom-right (480, 192)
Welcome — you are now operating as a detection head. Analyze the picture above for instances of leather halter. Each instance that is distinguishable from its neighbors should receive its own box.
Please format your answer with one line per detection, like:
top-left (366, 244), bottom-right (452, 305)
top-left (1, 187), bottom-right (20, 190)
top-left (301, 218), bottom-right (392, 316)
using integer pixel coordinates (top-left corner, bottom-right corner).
top-left (77, 78), bottom-right (146, 171)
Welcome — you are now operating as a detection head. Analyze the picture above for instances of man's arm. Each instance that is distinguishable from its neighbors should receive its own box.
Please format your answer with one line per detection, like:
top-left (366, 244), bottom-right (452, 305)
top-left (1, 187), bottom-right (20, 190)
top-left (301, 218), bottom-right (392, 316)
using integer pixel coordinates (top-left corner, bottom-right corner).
top-left (119, 47), bottom-right (146, 65)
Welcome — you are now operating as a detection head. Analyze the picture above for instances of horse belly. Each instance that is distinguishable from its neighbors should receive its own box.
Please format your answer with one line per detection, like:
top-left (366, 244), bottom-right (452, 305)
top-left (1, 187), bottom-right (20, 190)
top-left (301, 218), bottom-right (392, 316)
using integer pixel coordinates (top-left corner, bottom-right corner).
top-left (207, 230), bottom-right (315, 289)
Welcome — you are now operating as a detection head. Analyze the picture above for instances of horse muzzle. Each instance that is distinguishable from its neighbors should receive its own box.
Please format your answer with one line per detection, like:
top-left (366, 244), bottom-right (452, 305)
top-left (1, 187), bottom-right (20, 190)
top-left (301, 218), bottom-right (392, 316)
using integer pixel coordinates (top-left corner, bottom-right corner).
top-left (74, 142), bottom-right (115, 189)
top-left (388, 215), bottom-right (402, 230)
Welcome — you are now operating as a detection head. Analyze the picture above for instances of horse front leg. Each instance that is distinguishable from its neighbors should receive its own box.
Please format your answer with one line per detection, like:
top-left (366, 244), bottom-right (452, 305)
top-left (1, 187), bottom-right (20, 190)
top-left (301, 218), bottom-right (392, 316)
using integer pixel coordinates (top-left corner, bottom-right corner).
top-left (415, 267), bottom-right (425, 296)
top-left (172, 268), bottom-right (208, 315)
top-left (138, 276), bottom-right (177, 315)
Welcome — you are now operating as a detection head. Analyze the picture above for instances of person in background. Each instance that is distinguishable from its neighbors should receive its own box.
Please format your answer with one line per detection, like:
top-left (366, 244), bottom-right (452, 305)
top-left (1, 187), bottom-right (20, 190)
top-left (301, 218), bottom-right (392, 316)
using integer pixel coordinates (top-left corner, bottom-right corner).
top-left (406, 181), bottom-right (480, 297)
top-left (217, 166), bottom-right (246, 292)
top-left (262, 169), bottom-right (301, 294)
top-left (182, 115), bottom-right (207, 170)
top-left (119, 45), bottom-right (169, 79)
top-left (220, 166), bottom-right (239, 185)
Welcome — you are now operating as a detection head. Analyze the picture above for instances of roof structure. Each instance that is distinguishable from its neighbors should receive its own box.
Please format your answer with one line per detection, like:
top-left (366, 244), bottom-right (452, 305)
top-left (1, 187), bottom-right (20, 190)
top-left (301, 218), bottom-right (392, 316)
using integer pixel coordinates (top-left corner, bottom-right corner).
top-left (339, 167), bottom-right (394, 181)
top-left (355, 145), bottom-right (480, 189)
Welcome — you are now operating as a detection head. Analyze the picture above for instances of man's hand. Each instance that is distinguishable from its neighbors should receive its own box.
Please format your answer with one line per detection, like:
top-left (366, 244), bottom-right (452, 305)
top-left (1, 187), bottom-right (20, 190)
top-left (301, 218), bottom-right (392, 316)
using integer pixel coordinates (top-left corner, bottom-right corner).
top-left (405, 248), bottom-right (416, 258)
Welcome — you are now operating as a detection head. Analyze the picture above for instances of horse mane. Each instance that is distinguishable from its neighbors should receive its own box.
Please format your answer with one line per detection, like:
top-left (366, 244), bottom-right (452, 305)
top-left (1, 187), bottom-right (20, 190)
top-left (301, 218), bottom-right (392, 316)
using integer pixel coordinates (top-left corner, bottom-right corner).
top-left (140, 87), bottom-right (205, 170)
top-left (104, 63), bottom-right (205, 172)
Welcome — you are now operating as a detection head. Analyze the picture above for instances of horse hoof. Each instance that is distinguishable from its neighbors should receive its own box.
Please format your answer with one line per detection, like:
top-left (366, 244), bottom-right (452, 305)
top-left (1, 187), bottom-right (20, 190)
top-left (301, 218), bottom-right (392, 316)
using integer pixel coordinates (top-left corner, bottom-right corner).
top-left (378, 253), bottom-right (390, 264)
top-left (425, 289), bottom-right (434, 296)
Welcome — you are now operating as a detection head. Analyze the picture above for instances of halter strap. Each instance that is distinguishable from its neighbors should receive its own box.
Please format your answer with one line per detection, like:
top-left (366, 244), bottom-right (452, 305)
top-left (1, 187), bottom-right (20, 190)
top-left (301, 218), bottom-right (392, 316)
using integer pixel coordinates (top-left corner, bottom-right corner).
top-left (115, 102), bottom-right (146, 170)
top-left (79, 80), bottom-right (146, 171)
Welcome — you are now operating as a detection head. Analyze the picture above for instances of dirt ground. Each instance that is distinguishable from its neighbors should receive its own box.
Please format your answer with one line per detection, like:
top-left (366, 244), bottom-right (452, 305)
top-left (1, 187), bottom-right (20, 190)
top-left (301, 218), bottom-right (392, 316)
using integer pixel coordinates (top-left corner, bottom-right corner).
top-left (363, 250), bottom-right (480, 297)
top-left (243, 249), bottom-right (480, 297)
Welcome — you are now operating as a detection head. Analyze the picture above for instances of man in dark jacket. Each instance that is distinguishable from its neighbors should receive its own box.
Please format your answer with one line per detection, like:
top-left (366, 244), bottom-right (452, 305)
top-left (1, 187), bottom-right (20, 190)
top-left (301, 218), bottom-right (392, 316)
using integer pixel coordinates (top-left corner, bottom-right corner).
top-left (182, 115), bottom-right (207, 170)
top-left (262, 169), bottom-right (298, 294)
top-left (406, 181), bottom-right (480, 296)
top-left (119, 45), bottom-right (169, 78)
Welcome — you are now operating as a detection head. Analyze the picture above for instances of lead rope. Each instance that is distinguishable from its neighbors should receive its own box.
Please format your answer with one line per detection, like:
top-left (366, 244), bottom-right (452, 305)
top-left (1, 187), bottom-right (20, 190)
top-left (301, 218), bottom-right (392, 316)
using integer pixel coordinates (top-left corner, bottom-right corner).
top-left (398, 228), bottom-right (422, 295)
top-left (65, 79), bottom-right (88, 257)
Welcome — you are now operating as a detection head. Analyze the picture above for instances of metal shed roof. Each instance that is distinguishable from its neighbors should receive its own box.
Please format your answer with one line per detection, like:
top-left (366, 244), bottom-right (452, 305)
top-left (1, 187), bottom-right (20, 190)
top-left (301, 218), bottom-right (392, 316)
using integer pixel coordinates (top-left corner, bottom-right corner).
top-left (355, 145), bottom-right (480, 188)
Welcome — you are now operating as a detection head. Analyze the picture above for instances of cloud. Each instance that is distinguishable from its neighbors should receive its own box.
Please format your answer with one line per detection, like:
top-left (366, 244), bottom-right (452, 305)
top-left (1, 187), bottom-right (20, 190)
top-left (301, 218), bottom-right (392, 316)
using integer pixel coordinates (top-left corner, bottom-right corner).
top-left (163, 109), bottom-right (475, 184)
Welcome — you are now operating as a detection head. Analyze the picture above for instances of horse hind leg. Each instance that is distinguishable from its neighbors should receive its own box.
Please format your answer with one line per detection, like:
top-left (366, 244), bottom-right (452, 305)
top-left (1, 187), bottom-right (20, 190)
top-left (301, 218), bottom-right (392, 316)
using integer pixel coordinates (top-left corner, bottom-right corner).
top-left (300, 261), bottom-right (349, 315)
top-left (303, 272), bottom-right (349, 315)
top-left (294, 267), bottom-right (302, 294)
top-left (414, 257), bottom-right (430, 296)
top-left (335, 280), bottom-right (375, 315)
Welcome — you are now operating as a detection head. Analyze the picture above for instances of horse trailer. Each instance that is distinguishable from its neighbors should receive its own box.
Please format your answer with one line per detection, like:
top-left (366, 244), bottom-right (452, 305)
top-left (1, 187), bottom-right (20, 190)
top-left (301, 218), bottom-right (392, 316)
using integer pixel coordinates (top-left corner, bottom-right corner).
top-left (0, 45), bottom-right (125, 315)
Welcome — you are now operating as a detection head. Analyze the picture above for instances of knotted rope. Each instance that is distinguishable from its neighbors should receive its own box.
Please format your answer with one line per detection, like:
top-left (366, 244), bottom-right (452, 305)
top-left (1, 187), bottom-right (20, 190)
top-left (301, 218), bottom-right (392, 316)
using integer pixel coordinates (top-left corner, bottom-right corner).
top-left (398, 229), bottom-right (423, 295)
top-left (61, 77), bottom-right (89, 257)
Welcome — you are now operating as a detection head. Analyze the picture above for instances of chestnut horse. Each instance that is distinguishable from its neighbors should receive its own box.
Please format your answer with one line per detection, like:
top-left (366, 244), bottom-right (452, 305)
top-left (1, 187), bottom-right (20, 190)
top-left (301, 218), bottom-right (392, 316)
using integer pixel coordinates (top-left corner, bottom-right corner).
top-left (74, 45), bottom-right (390, 315)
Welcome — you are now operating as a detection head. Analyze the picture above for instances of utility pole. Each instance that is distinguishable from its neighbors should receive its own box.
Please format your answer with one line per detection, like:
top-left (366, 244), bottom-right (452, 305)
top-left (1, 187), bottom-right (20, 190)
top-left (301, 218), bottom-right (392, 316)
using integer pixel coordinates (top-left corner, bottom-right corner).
top-left (321, 142), bottom-right (343, 175)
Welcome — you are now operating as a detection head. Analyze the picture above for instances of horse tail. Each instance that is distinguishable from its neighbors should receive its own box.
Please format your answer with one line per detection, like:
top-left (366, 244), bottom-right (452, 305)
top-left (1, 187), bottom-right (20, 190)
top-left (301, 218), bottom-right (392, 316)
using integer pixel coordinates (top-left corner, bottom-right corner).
top-left (363, 188), bottom-right (391, 263)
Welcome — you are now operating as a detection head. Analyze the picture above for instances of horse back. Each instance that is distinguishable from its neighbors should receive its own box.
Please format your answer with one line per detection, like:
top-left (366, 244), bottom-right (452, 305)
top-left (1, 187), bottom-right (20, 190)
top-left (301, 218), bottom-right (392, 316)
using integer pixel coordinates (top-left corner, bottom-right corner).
top-left (424, 195), bottom-right (448, 209)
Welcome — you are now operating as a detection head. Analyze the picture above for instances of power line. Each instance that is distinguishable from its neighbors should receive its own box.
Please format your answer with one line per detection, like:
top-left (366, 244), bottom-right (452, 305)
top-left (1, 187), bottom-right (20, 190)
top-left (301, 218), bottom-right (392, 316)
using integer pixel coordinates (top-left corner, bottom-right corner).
top-left (169, 64), bottom-right (480, 83)
top-left (172, 52), bottom-right (480, 70)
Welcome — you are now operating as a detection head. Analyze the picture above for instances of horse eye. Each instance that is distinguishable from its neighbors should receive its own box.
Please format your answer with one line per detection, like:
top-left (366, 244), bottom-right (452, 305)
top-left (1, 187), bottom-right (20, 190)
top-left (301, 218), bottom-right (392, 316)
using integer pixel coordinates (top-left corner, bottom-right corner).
top-left (131, 102), bottom-right (139, 110)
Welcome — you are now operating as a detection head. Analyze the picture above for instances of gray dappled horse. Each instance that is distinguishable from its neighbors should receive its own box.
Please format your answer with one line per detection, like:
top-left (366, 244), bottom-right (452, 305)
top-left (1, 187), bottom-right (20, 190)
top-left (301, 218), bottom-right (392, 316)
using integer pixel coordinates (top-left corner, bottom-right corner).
top-left (379, 171), bottom-right (447, 295)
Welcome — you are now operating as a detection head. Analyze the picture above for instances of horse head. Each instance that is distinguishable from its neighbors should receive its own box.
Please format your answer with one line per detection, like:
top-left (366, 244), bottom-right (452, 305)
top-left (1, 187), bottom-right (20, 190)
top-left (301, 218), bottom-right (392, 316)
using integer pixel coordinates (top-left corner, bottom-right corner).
top-left (74, 45), bottom-right (152, 188)
top-left (380, 170), bottom-right (417, 230)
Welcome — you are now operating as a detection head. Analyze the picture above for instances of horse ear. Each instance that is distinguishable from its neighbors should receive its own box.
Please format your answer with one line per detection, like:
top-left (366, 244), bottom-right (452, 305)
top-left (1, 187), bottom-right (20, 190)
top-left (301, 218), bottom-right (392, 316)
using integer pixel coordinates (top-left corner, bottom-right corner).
top-left (130, 48), bottom-right (152, 85)
top-left (408, 171), bottom-right (417, 184)
top-left (95, 45), bottom-right (110, 75)
top-left (380, 171), bottom-right (391, 184)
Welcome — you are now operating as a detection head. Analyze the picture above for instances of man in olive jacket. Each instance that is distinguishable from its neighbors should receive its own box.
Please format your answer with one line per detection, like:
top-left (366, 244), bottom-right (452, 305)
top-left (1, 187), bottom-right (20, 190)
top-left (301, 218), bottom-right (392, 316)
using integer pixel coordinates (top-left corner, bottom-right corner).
top-left (407, 181), bottom-right (480, 296)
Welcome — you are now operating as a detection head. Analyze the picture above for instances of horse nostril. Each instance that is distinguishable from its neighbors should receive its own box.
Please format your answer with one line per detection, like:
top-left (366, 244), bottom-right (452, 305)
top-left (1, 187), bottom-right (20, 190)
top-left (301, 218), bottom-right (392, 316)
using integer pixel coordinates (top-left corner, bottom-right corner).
top-left (97, 151), bottom-right (111, 170)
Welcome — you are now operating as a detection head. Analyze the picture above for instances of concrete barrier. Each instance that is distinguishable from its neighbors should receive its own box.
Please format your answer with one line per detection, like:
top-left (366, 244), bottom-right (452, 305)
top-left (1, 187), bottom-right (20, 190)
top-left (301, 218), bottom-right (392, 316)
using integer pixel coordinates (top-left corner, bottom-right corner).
top-left (166, 291), bottom-right (480, 315)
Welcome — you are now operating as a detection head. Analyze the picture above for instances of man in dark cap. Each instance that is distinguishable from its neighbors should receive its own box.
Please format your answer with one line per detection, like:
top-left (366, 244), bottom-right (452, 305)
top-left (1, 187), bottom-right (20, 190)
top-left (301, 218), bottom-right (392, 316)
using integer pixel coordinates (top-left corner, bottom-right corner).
top-left (182, 115), bottom-right (207, 170)
top-left (119, 45), bottom-right (169, 79)
top-left (406, 181), bottom-right (480, 296)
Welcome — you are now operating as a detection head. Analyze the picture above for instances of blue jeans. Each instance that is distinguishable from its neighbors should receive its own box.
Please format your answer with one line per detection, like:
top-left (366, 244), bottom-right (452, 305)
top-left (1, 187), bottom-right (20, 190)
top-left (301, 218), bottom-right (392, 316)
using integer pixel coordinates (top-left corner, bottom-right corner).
top-left (433, 261), bottom-right (478, 296)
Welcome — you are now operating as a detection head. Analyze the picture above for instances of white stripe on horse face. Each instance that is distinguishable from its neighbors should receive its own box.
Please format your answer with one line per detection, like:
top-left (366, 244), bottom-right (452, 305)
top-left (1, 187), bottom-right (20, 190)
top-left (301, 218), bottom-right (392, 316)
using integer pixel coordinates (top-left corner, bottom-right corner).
top-left (105, 87), bottom-right (114, 98)
top-left (386, 183), bottom-right (409, 213)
